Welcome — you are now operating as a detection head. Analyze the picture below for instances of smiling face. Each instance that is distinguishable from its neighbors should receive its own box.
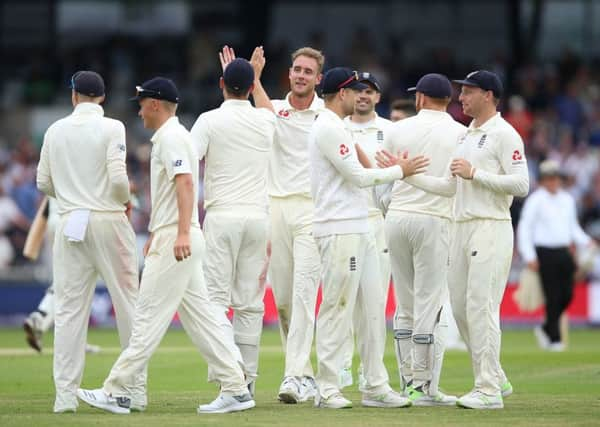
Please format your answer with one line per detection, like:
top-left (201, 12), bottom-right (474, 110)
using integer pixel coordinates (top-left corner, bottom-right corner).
top-left (354, 84), bottom-right (380, 116)
top-left (289, 55), bottom-right (322, 97)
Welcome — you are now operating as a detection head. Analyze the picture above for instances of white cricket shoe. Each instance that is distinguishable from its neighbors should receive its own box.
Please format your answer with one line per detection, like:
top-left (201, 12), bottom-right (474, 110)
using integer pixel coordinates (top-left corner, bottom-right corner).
top-left (197, 392), bottom-right (255, 414)
top-left (409, 389), bottom-right (457, 406)
top-left (362, 390), bottom-right (412, 408)
top-left (339, 367), bottom-right (353, 389)
top-left (548, 342), bottom-right (565, 352)
top-left (301, 376), bottom-right (318, 401)
top-left (53, 394), bottom-right (78, 413)
top-left (457, 390), bottom-right (503, 409)
top-left (534, 326), bottom-right (550, 350)
top-left (278, 376), bottom-right (304, 404)
top-left (85, 343), bottom-right (102, 354)
top-left (315, 393), bottom-right (353, 409)
top-left (23, 312), bottom-right (44, 353)
top-left (77, 388), bottom-right (130, 414)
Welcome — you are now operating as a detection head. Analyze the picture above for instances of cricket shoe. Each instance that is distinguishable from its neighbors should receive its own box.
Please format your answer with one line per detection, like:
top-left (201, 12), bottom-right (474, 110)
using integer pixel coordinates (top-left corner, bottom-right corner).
top-left (85, 343), bottom-right (101, 354)
top-left (456, 390), bottom-right (503, 409)
top-left (501, 381), bottom-right (513, 398)
top-left (315, 393), bottom-right (353, 409)
top-left (409, 388), bottom-right (457, 406)
top-left (362, 390), bottom-right (411, 408)
top-left (339, 367), bottom-right (353, 389)
top-left (197, 392), bottom-right (255, 414)
top-left (77, 388), bottom-right (130, 414)
top-left (53, 394), bottom-right (78, 413)
top-left (301, 376), bottom-right (318, 401)
top-left (278, 376), bottom-right (304, 403)
top-left (534, 326), bottom-right (551, 350)
top-left (23, 312), bottom-right (44, 353)
top-left (548, 342), bottom-right (565, 352)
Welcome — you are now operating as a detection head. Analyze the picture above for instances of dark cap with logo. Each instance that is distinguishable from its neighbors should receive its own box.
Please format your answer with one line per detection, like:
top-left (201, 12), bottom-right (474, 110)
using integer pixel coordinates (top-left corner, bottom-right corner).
top-left (407, 73), bottom-right (452, 98)
top-left (130, 77), bottom-right (180, 103)
top-left (453, 70), bottom-right (503, 98)
top-left (70, 71), bottom-right (105, 97)
top-left (223, 58), bottom-right (255, 92)
top-left (321, 67), bottom-right (369, 94)
top-left (358, 72), bottom-right (381, 92)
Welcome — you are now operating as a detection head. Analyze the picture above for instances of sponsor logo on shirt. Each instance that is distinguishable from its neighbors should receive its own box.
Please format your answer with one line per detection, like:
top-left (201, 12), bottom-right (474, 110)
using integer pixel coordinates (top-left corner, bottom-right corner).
top-left (118, 144), bottom-right (126, 152)
top-left (277, 109), bottom-right (291, 119)
top-left (512, 149), bottom-right (525, 165)
top-left (478, 134), bottom-right (487, 148)
top-left (339, 144), bottom-right (350, 156)
top-left (174, 159), bottom-right (183, 167)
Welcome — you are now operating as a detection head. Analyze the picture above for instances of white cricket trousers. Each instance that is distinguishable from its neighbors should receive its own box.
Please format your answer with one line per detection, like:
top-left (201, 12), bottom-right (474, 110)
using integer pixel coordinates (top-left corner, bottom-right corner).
top-left (269, 195), bottom-right (321, 378)
top-left (53, 211), bottom-right (145, 411)
top-left (386, 212), bottom-right (450, 390)
top-left (203, 210), bottom-right (269, 383)
top-left (315, 232), bottom-right (390, 399)
top-left (449, 219), bottom-right (512, 396)
top-left (103, 225), bottom-right (248, 397)
top-left (341, 212), bottom-right (390, 380)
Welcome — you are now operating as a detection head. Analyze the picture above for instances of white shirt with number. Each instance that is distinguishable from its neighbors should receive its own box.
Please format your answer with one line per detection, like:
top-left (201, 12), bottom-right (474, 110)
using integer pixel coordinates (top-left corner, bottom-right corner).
top-left (344, 114), bottom-right (393, 216)
top-left (454, 112), bottom-right (529, 221)
top-left (269, 93), bottom-right (324, 198)
top-left (309, 108), bottom-right (404, 237)
top-left (37, 102), bottom-right (130, 214)
top-left (190, 99), bottom-right (276, 216)
top-left (148, 116), bottom-right (200, 232)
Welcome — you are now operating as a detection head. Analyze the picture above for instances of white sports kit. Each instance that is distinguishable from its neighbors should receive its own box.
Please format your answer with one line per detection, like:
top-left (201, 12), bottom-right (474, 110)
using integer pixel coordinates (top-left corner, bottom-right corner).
top-left (37, 102), bottom-right (146, 413)
top-left (191, 99), bottom-right (276, 387)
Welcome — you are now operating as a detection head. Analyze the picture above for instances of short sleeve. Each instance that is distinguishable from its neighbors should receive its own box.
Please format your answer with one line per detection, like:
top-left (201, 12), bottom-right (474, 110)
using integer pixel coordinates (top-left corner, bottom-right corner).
top-left (160, 134), bottom-right (193, 181)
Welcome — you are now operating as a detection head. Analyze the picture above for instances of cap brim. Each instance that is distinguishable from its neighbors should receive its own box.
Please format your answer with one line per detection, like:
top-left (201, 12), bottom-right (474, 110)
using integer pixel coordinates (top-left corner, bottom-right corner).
top-left (360, 79), bottom-right (381, 91)
top-left (345, 81), bottom-right (369, 91)
top-left (452, 79), bottom-right (479, 87)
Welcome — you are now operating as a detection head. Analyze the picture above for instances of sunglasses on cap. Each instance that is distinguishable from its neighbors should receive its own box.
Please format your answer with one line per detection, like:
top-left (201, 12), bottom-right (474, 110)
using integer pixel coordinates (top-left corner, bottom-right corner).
top-left (337, 70), bottom-right (359, 90)
top-left (135, 85), bottom-right (162, 98)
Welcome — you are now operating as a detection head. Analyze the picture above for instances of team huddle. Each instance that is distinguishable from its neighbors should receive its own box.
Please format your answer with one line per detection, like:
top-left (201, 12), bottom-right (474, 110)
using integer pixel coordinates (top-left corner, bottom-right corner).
top-left (36, 44), bottom-right (528, 415)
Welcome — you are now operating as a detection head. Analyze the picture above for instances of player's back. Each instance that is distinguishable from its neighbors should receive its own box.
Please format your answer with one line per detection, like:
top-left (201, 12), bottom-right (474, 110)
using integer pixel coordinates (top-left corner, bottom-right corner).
top-left (385, 109), bottom-right (466, 218)
top-left (44, 103), bottom-right (126, 214)
top-left (191, 100), bottom-right (276, 215)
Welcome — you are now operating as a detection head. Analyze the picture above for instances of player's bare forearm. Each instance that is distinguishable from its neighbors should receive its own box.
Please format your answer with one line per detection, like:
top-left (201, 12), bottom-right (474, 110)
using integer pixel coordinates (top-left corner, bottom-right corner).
top-left (174, 173), bottom-right (193, 261)
top-left (252, 79), bottom-right (274, 112)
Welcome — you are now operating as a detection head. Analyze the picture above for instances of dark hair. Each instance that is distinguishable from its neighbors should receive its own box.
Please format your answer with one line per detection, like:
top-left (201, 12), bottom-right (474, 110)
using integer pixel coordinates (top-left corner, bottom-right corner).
top-left (391, 99), bottom-right (416, 115)
top-left (224, 84), bottom-right (250, 98)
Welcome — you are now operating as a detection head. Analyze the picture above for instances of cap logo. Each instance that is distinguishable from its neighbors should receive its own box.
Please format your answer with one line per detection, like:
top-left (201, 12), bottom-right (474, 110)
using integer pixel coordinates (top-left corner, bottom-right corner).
top-left (467, 71), bottom-right (479, 79)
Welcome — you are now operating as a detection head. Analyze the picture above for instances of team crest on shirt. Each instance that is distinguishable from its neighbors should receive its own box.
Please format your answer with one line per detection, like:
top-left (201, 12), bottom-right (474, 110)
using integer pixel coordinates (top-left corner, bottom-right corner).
top-left (277, 109), bottom-right (291, 119)
top-left (477, 134), bottom-right (487, 148)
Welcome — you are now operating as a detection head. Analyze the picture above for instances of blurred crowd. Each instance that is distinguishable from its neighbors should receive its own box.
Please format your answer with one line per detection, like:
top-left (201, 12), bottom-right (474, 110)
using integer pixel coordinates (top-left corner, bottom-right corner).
top-left (2, 30), bottom-right (600, 271)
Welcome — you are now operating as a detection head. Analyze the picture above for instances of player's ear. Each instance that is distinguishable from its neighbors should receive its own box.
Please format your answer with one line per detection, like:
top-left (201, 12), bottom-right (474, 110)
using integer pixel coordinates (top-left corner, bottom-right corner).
top-left (219, 77), bottom-right (225, 90)
top-left (374, 91), bottom-right (381, 104)
top-left (315, 73), bottom-right (323, 85)
top-left (247, 82), bottom-right (255, 95)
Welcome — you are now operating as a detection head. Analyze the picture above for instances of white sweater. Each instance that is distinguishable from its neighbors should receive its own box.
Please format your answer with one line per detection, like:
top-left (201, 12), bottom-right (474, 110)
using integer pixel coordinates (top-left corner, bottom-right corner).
top-left (309, 108), bottom-right (404, 237)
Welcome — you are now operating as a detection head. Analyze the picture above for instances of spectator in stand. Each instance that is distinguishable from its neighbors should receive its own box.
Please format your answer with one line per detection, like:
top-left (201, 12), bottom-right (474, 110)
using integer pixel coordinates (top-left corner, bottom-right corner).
top-left (505, 95), bottom-right (533, 142)
top-left (0, 180), bottom-right (30, 268)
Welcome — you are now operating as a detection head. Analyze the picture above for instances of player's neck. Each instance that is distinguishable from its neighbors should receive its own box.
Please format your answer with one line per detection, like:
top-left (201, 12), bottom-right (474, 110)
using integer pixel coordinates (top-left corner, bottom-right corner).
top-left (289, 91), bottom-right (315, 110)
top-left (350, 111), bottom-right (376, 124)
top-left (473, 107), bottom-right (497, 128)
top-left (325, 103), bottom-right (346, 120)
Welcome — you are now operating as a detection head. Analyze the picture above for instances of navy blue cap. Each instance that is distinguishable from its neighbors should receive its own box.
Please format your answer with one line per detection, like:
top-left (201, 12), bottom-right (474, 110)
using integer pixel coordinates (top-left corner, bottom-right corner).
top-left (70, 71), bottom-right (105, 97)
top-left (407, 73), bottom-right (452, 98)
top-left (358, 72), bottom-right (381, 92)
top-left (223, 58), bottom-right (255, 92)
top-left (453, 70), bottom-right (503, 98)
top-left (321, 68), bottom-right (369, 94)
top-left (130, 77), bottom-right (180, 103)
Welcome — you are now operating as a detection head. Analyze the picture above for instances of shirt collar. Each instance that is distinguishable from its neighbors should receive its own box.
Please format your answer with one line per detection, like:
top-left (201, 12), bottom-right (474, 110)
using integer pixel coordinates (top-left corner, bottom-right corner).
top-left (283, 92), bottom-right (322, 112)
top-left (72, 102), bottom-right (104, 116)
top-left (417, 109), bottom-right (451, 121)
top-left (150, 116), bottom-right (180, 144)
top-left (468, 112), bottom-right (501, 132)
top-left (344, 113), bottom-right (380, 130)
top-left (221, 99), bottom-right (251, 108)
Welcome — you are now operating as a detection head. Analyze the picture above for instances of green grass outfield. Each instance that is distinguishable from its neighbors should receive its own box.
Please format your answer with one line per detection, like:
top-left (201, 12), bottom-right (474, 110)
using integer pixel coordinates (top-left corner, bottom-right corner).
top-left (0, 327), bottom-right (599, 427)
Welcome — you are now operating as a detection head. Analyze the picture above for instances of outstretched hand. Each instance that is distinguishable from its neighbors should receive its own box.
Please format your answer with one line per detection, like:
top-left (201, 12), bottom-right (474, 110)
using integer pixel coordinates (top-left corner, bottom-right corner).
top-left (375, 149), bottom-right (429, 177)
top-left (250, 46), bottom-right (266, 80)
top-left (219, 45), bottom-right (236, 72)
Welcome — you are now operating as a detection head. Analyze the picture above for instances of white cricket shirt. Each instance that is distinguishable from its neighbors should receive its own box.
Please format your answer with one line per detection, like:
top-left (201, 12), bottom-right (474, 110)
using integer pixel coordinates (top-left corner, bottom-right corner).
top-left (517, 187), bottom-right (590, 263)
top-left (454, 113), bottom-right (529, 221)
top-left (190, 99), bottom-right (276, 216)
top-left (269, 92), bottom-right (324, 198)
top-left (384, 109), bottom-right (466, 219)
top-left (37, 102), bottom-right (130, 214)
top-left (148, 116), bottom-right (200, 232)
top-left (344, 114), bottom-right (394, 216)
top-left (309, 108), bottom-right (404, 237)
